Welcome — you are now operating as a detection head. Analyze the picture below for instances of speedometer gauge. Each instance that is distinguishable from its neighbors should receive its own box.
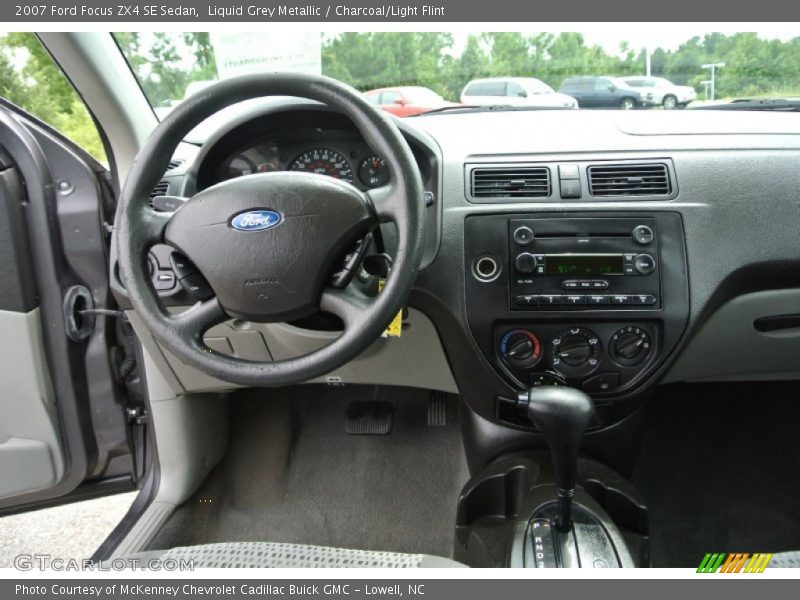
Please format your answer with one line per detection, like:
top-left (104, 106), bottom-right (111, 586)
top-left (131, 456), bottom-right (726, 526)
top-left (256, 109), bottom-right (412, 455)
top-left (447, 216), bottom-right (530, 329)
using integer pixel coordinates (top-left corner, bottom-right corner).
top-left (290, 148), bottom-right (354, 183)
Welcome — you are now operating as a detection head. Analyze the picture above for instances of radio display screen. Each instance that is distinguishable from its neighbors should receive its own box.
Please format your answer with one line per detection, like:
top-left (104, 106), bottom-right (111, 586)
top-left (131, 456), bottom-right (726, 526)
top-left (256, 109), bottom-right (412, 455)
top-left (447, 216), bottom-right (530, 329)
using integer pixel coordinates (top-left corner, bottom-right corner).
top-left (545, 255), bottom-right (624, 276)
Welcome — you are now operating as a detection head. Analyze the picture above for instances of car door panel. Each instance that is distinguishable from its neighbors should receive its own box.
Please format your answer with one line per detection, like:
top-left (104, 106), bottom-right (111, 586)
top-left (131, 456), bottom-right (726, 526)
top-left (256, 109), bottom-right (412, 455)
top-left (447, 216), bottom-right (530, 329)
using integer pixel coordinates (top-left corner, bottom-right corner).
top-left (0, 105), bottom-right (136, 512)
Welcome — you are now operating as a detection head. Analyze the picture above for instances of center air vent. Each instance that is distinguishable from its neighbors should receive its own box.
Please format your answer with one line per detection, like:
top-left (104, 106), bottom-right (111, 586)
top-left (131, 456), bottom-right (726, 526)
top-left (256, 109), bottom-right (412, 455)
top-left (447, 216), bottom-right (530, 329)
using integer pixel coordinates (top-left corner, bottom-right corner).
top-left (588, 163), bottom-right (671, 196)
top-left (470, 166), bottom-right (551, 200)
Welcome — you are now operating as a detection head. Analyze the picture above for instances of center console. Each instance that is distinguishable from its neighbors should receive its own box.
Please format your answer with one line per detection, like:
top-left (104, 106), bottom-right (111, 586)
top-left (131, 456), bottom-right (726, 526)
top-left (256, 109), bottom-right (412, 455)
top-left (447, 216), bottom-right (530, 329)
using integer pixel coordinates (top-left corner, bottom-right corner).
top-left (464, 212), bottom-right (689, 421)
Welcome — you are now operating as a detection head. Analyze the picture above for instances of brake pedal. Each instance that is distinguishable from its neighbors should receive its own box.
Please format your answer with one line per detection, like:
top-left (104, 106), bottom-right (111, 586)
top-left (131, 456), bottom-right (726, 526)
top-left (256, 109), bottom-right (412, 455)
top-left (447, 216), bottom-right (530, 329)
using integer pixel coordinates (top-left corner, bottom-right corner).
top-left (345, 401), bottom-right (394, 435)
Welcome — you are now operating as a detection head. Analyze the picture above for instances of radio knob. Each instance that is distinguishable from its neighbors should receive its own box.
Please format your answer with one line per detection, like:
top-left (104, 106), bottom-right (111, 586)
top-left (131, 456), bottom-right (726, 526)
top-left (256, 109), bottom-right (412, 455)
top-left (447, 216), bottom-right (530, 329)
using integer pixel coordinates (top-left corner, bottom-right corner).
top-left (632, 225), bottom-right (654, 245)
top-left (634, 253), bottom-right (656, 275)
top-left (515, 253), bottom-right (537, 274)
top-left (513, 226), bottom-right (534, 246)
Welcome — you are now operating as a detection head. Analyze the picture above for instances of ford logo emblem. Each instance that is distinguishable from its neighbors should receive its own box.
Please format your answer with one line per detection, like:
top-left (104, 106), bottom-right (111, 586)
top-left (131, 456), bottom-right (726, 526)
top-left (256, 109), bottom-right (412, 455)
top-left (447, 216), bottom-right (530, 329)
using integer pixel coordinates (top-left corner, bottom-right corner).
top-left (230, 210), bottom-right (282, 232)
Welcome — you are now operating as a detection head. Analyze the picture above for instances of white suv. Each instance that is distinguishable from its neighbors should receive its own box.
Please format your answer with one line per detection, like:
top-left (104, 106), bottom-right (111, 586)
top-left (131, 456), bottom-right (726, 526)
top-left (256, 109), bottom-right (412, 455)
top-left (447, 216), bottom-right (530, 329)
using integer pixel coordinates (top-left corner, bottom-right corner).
top-left (622, 76), bottom-right (697, 109)
top-left (461, 77), bottom-right (578, 109)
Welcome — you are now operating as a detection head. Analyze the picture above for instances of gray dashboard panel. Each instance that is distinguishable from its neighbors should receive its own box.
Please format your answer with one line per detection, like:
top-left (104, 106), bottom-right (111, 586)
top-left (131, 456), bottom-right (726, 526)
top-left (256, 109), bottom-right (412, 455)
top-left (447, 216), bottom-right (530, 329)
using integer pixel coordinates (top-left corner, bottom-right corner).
top-left (130, 107), bottom-right (800, 416)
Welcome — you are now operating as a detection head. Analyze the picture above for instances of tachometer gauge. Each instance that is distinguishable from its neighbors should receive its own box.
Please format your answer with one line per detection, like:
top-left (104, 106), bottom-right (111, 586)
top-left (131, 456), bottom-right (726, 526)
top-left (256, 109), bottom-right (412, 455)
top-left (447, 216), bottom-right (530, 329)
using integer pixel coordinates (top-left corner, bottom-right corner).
top-left (290, 148), bottom-right (354, 183)
top-left (358, 155), bottom-right (390, 188)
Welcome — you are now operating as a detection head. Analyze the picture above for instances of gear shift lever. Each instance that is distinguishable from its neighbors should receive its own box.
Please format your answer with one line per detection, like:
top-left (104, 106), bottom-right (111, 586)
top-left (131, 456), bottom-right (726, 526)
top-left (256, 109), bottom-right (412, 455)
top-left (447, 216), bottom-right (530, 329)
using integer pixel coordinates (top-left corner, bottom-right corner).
top-left (517, 386), bottom-right (595, 532)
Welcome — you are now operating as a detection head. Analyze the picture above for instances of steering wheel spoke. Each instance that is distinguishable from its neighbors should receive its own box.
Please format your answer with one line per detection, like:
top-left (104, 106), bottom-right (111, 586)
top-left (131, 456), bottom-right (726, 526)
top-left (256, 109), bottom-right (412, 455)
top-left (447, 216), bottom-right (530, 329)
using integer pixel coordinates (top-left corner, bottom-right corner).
top-left (140, 207), bottom-right (174, 245)
top-left (366, 183), bottom-right (405, 221)
top-left (170, 297), bottom-right (228, 341)
top-left (320, 285), bottom-right (372, 329)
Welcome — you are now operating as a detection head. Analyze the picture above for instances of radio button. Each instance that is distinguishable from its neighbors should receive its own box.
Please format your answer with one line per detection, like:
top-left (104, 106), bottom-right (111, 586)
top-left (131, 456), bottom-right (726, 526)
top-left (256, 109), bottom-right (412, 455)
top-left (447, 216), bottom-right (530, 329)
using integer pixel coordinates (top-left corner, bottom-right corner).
top-left (515, 294), bottom-right (538, 306)
top-left (611, 295), bottom-right (632, 305)
top-left (537, 294), bottom-right (561, 306)
top-left (562, 280), bottom-right (580, 289)
top-left (515, 252), bottom-right (538, 274)
top-left (587, 295), bottom-right (611, 305)
top-left (563, 294), bottom-right (586, 305)
top-left (632, 225), bottom-right (654, 245)
top-left (513, 226), bottom-right (534, 246)
top-left (591, 280), bottom-right (609, 289)
top-left (578, 280), bottom-right (593, 289)
top-left (632, 294), bottom-right (657, 305)
top-left (634, 253), bottom-right (656, 275)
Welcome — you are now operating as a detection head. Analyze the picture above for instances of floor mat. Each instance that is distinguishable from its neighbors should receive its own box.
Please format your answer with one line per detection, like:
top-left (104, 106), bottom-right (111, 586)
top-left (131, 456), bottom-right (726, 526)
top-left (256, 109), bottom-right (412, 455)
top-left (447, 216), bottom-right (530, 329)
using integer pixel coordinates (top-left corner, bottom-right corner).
top-left (632, 382), bottom-right (800, 567)
top-left (149, 385), bottom-right (469, 558)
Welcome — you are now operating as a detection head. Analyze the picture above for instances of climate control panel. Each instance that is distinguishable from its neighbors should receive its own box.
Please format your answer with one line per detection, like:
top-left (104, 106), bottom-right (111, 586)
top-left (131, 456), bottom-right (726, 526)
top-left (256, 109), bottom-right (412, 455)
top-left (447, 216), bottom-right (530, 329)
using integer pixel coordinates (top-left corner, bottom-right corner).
top-left (494, 322), bottom-right (659, 394)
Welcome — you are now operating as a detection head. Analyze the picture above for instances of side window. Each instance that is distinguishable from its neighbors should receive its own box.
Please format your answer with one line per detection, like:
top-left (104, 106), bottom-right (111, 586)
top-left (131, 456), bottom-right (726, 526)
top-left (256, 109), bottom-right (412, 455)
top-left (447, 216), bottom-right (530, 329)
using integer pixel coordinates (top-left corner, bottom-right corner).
top-left (507, 82), bottom-right (527, 97)
top-left (467, 82), bottom-right (507, 96)
top-left (595, 78), bottom-right (612, 91)
top-left (0, 33), bottom-right (107, 164)
top-left (365, 93), bottom-right (381, 105)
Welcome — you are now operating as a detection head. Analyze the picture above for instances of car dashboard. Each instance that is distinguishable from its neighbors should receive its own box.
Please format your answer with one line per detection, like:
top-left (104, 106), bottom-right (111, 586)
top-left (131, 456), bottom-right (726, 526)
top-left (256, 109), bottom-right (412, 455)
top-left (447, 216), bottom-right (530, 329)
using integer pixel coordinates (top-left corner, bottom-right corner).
top-left (112, 101), bottom-right (800, 440)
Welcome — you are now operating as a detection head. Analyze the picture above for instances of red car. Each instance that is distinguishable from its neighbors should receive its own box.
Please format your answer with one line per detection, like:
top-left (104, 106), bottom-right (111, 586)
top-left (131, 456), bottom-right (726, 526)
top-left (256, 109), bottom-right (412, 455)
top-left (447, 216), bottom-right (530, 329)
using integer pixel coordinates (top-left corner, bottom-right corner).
top-left (363, 86), bottom-right (456, 116)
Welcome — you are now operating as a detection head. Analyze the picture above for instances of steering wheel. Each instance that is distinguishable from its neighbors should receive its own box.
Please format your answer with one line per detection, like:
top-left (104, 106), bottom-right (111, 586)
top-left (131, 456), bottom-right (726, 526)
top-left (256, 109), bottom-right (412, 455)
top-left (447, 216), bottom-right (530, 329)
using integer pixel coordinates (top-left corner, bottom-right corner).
top-left (115, 74), bottom-right (426, 387)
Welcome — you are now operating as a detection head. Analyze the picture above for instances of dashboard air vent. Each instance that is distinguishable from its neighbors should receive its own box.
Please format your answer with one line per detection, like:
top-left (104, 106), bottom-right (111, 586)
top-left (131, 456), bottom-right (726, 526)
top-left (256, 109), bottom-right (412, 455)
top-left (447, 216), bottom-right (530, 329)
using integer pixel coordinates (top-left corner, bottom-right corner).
top-left (471, 166), bottom-right (551, 199)
top-left (149, 181), bottom-right (169, 207)
top-left (588, 163), bottom-right (671, 196)
top-left (166, 159), bottom-right (185, 171)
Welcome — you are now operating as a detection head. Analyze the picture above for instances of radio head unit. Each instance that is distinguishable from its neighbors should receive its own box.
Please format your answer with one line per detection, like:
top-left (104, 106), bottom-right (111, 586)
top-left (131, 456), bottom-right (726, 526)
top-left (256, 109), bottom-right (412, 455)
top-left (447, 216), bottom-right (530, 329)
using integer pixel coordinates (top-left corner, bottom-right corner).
top-left (509, 217), bottom-right (660, 310)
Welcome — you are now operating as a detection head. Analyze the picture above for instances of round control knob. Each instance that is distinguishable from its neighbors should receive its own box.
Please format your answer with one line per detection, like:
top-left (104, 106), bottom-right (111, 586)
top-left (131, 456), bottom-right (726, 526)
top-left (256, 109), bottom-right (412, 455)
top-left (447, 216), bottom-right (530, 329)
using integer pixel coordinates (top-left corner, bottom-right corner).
top-left (500, 329), bottom-right (542, 368)
top-left (513, 226), bottom-right (534, 246)
top-left (610, 326), bottom-right (651, 366)
top-left (632, 225), bottom-right (654, 245)
top-left (551, 327), bottom-right (601, 377)
top-left (515, 252), bottom-right (538, 274)
top-left (556, 335), bottom-right (593, 366)
top-left (634, 253), bottom-right (656, 275)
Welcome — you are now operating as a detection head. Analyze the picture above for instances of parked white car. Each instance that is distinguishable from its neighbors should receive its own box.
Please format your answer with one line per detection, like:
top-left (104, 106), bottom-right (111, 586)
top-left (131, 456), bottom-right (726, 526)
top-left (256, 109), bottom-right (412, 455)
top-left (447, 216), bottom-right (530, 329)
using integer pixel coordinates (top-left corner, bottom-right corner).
top-left (461, 77), bottom-right (578, 109)
top-left (622, 76), bottom-right (697, 109)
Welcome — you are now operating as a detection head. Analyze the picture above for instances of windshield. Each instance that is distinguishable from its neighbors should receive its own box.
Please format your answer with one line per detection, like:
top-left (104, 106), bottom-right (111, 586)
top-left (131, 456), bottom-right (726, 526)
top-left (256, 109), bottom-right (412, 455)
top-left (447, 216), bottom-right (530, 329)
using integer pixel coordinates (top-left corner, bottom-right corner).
top-left (114, 31), bottom-right (800, 116)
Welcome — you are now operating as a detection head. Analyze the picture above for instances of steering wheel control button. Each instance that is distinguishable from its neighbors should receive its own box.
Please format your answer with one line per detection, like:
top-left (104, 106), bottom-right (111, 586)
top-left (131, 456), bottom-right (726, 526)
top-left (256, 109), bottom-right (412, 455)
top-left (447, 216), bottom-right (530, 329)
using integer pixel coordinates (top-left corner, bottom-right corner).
top-left (634, 253), bottom-right (656, 275)
top-left (512, 225), bottom-right (534, 246)
top-left (582, 372), bottom-right (621, 393)
top-left (515, 252), bottom-right (538, 274)
top-left (500, 329), bottom-right (542, 368)
top-left (632, 225), bottom-right (654, 245)
top-left (169, 252), bottom-right (199, 279)
top-left (154, 271), bottom-right (176, 291)
top-left (610, 326), bottom-right (652, 366)
top-left (179, 273), bottom-right (214, 302)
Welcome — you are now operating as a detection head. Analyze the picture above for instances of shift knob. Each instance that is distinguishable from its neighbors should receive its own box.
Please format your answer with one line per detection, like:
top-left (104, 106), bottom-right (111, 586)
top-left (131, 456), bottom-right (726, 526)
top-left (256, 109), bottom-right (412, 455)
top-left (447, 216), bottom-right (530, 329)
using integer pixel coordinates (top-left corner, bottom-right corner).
top-left (518, 386), bottom-right (595, 531)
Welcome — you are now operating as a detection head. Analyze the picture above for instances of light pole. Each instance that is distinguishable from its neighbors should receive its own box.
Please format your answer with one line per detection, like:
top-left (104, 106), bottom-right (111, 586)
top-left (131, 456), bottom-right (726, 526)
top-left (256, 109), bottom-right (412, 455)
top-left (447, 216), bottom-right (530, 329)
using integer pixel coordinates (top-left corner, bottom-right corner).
top-left (701, 62), bottom-right (725, 101)
top-left (701, 80), bottom-right (712, 100)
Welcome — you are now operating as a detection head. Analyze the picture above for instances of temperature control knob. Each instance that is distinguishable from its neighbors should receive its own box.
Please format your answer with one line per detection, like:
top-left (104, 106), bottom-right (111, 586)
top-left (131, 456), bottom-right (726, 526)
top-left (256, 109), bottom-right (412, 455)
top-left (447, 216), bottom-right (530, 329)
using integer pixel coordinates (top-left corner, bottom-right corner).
top-left (551, 327), bottom-right (601, 377)
top-left (500, 329), bottom-right (542, 368)
top-left (610, 326), bottom-right (652, 365)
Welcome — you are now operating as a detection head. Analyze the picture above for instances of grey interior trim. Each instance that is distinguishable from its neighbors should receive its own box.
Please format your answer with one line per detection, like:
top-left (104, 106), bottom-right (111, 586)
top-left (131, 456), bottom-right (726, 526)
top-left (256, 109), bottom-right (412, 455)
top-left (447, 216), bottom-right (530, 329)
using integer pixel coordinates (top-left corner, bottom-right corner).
top-left (37, 32), bottom-right (157, 181)
top-left (0, 308), bottom-right (64, 501)
top-left (110, 381), bottom-right (227, 558)
top-left (127, 308), bottom-right (458, 394)
top-left (664, 288), bottom-right (800, 383)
